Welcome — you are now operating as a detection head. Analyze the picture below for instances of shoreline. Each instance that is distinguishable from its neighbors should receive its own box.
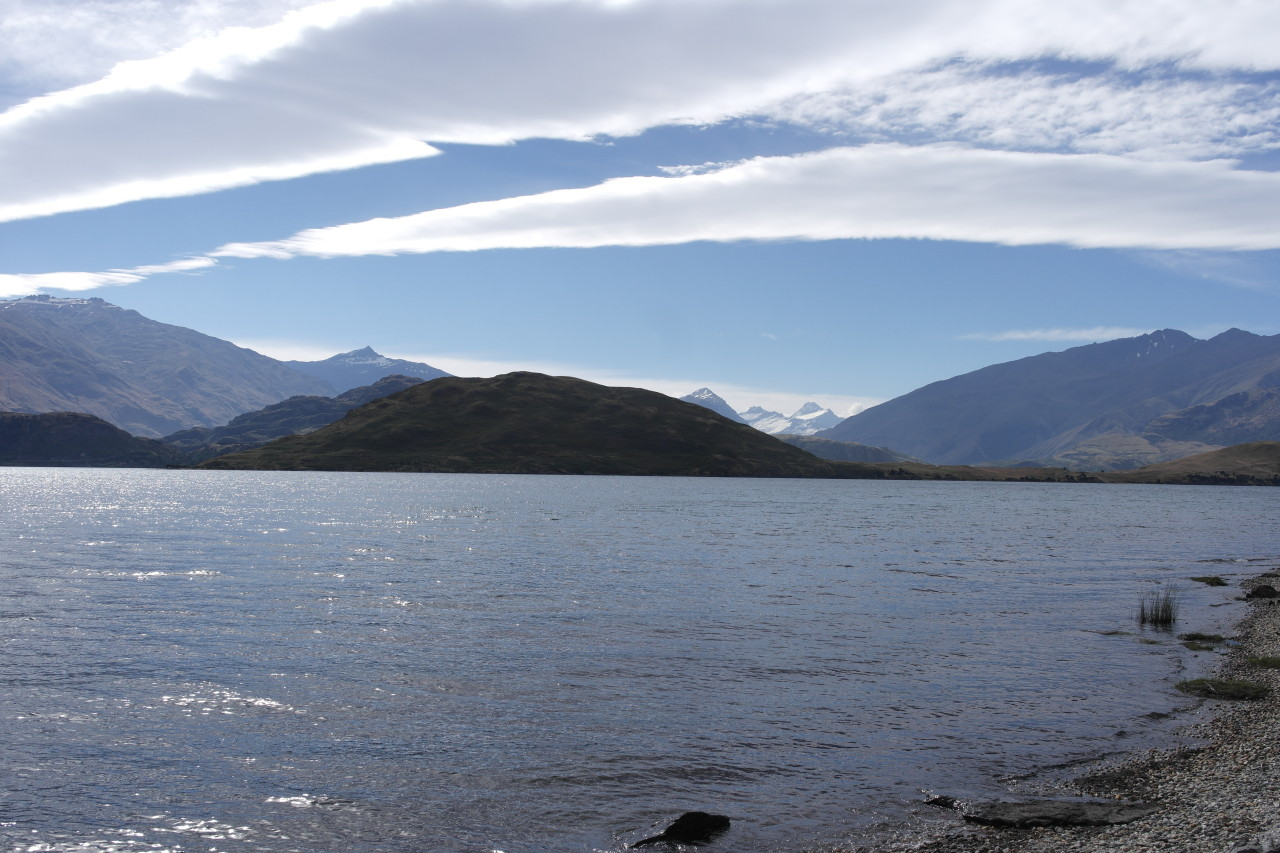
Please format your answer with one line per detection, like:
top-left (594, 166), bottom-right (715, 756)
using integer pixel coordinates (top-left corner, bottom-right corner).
top-left (871, 571), bottom-right (1280, 853)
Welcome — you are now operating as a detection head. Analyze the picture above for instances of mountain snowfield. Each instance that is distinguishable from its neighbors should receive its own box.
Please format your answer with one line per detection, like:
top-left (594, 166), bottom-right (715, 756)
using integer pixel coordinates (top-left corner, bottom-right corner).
top-left (681, 388), bottom-right (844, 435)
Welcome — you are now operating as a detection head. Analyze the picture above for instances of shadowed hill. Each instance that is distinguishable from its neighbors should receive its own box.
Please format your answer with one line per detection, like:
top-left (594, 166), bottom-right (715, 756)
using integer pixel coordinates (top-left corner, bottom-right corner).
top-left (0, 412), bottom-right (187, 467)
top-left (201, 372), bottom-right (845, 477)
top-left (162, 375), bottom-right (426, 461)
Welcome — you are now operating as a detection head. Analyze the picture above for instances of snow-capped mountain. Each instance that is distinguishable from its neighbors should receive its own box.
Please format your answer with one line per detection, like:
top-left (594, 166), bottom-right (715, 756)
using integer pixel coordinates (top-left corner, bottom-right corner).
top-left (681, 387), bottom-right (846, 435)
top-left (741, 403), bottom-right (843, 435)
top-left (285, 346), bottom-right (451, 393)
top-left (679, 388), bottom-right (748, 423)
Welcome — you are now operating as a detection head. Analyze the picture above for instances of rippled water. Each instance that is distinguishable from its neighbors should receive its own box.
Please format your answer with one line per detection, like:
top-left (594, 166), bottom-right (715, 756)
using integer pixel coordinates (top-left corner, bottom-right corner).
top-left (2, 469), bottom-right (1274, 853)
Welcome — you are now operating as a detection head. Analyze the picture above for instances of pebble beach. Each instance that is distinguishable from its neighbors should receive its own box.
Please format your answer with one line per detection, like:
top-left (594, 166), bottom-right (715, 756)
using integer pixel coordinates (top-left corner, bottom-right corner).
top-left (873, 575), bottom-right (1280, 853)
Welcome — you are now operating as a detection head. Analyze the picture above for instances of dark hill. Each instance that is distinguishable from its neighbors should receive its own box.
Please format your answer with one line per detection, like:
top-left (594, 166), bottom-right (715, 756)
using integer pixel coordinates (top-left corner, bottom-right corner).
top-left (0, 296), bottom-right (332, 436)
top-left (821, 329), bottom-right (1280, 468)
top-left (0, 412), bottom-right (187, 467)
top-left (162, 375), bottom-right (426, 461)
top-left (201, 372), bottom-right (843, 477)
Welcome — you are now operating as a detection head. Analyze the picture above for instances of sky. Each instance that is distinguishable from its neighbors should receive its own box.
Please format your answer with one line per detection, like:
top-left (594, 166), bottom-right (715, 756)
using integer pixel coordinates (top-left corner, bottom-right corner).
top-left (1, 0), bottom-right (1278, 417)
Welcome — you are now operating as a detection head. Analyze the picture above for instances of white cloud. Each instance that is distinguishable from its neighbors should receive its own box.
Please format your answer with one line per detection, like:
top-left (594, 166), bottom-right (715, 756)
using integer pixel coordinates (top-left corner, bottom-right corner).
top-left (3, 0), bottom-right (1280, 222)
top-left (0, 270), bottom-right (145, 297)
top-left (776, 63), bottom-right (1280, 160)
top-left (0, 256), bottom-right (216, 298)
top-left (960, 326), bottom-right (1156, 342)
top-left (0, 0), bottom-right (320, 98)
top-left (8, 143), bottom-right (1277, 298)
top-left (213, 145), bottom-right (1280, 257)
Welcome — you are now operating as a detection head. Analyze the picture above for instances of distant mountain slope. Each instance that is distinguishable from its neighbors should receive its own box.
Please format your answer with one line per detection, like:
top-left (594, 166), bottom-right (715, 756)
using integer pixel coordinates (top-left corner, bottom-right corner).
top-left (777, 435), bottom-right (919, 463)
top-left (1104, 442), bottom-right (1280, 485)
top-left (742, 402), bottom-right (843, 435)
top-left (821, 329), bottom-right (1280, 467)
top-left (0, 296), bottom-right (332, 437)
top-left (163, 375), bottom-right (427, 461)
top-left (203, 372), bottom-right (844, 477)
top-left (0, 412), bottom-right (186, 467)
top-left (679, 388), bottom-right (748, 423)
top-left (285, 346), bottom-right (450, 392)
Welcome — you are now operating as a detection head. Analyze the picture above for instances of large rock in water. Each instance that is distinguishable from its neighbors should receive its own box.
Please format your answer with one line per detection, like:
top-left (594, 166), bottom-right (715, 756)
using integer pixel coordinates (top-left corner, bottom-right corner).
top-left (201, 372), bottom-right (845, 477)
top-left (632, 812), bottom-right (731, 847)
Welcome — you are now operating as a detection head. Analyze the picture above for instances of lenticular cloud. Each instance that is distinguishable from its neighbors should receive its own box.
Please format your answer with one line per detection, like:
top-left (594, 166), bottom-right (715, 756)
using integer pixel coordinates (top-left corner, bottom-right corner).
top-left (3, 0), bottom-right (1280, 223)
top-left (213, 146), bottom-right (1280, 258)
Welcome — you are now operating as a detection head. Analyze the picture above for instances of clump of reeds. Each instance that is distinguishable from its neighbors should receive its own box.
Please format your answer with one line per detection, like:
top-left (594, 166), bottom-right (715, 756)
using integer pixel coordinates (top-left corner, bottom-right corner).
top-left (1137, 585), bottom-right (1180, 628)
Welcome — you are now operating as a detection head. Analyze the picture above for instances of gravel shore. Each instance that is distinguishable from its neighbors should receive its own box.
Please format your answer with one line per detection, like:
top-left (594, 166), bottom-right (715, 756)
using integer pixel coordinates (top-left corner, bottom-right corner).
top-left (872, 574), bottom-right (1280, 853)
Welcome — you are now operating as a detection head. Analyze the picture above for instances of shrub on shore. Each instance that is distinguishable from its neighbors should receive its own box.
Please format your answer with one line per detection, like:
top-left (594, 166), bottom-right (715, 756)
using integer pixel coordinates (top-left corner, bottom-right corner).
top-left (1175, 678), bottom-right (1268, 700)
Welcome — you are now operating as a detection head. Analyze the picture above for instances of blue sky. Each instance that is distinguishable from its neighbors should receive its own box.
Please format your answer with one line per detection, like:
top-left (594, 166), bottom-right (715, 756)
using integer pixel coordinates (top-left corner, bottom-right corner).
top-left (1, 0), bottom-right (1278, 416)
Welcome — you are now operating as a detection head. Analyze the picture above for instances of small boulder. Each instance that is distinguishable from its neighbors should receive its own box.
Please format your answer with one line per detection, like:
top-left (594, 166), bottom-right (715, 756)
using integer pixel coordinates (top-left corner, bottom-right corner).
top-left (1247, 585), bottom-right (1279, 599)
top-left (632, 812), bottom-right (731, 847)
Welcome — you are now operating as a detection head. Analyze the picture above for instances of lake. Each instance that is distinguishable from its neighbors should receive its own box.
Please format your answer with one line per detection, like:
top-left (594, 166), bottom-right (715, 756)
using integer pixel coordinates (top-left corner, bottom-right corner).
top-left (2, 469), bottom-right (1275, 852)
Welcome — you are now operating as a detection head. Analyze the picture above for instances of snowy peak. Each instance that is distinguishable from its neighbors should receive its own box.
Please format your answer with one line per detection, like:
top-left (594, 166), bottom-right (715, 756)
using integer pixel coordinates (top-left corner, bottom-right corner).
top-left (285, 348), bottom-right (451, 393)
top-left (740, 402), bottom-right (844, 435)
top-left (679, 388), bottom-right (747, 423)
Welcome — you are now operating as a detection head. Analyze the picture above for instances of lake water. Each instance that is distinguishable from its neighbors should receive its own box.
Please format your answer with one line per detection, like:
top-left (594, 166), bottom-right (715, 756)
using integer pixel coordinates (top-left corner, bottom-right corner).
top-left (2, 469), bottom-right (1275, 853)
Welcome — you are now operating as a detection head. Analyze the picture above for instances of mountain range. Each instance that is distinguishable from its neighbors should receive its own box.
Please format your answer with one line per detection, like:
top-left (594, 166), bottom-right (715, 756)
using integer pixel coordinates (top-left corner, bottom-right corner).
top-left (740, 402), bottom-right (843, 435)
top-left (0, 296), bottom-right (449, 438)
top-left (0, 296), bottom-right (333, 437)
top-left (679, 388), bottom-right (842, 435)
top-left (2, 296), bottom-right (1277, 476)
top-left (820, 328), bottom-right (1280, 469)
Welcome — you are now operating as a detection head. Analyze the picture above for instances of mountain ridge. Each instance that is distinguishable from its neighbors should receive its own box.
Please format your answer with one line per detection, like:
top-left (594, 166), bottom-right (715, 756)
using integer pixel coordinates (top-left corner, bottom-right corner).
top-left (820, 328), bottom-right (1280, 468)
top-left (0, 296), bottom-right (333, 437)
